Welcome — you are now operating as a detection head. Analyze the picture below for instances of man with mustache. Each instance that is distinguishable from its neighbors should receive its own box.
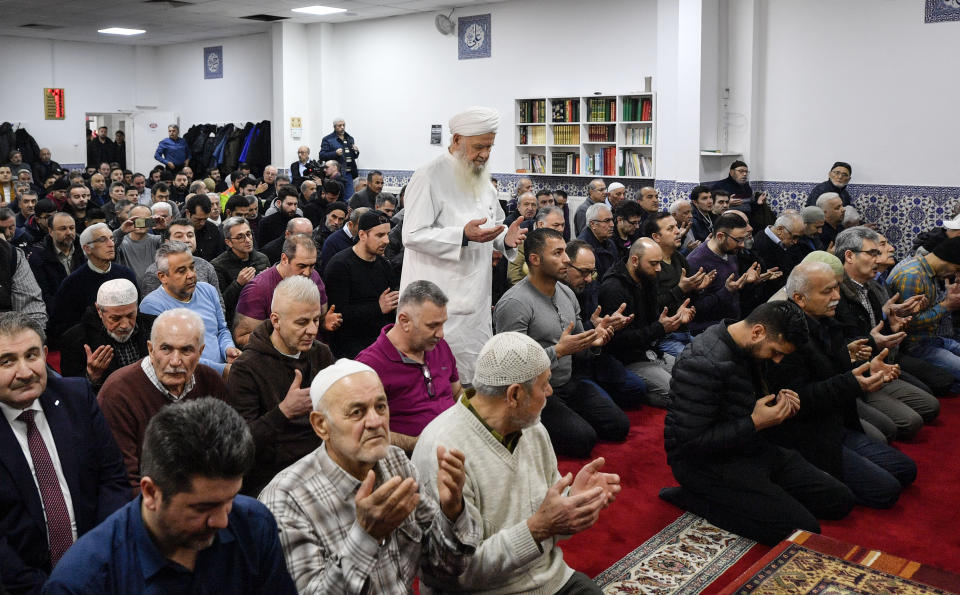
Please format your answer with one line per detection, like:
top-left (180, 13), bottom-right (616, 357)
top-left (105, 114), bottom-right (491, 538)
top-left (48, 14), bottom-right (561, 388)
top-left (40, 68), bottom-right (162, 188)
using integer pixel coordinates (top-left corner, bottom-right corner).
top-left (97, 308), bottom-right (229, 492)
top-left (357, 281), bottom-right (461, 454)
top-left (259, 358), bottom-right (480, 593)
top-left (400, 106), bottom-right (526, 384)
top-left (139, 242), bottom-right (239, 377)
top-left (0, 311), bottom-right (128, 592)
top-left (60, 279), bottom-right (155, 391)
top-left (46, 398), bottom-right (297, 593)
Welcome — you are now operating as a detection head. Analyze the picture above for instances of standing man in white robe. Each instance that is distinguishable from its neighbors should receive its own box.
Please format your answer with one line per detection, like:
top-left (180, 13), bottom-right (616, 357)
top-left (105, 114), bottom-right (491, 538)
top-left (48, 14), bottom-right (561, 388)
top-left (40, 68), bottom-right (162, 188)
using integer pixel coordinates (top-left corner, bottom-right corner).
top-left (400, 107), bottom-right (526, 383)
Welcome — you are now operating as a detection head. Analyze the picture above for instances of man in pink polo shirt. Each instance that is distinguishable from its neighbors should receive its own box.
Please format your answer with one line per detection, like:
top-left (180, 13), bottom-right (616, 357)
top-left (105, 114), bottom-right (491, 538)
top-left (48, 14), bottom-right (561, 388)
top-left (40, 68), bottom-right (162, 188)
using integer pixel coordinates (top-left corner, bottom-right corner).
top-left (356, 280), bottom-right (460, 453)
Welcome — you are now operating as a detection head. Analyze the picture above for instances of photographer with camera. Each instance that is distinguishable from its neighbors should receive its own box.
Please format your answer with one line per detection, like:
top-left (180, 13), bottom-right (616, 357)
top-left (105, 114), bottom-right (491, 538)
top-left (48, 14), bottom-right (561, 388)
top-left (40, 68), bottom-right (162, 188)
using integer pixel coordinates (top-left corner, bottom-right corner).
top-left (319, 118), bottom-right (359, 196)
top-left (114, 204), bottom-right (165, 278)
top-left (291, 145), bottom-right (325, 187)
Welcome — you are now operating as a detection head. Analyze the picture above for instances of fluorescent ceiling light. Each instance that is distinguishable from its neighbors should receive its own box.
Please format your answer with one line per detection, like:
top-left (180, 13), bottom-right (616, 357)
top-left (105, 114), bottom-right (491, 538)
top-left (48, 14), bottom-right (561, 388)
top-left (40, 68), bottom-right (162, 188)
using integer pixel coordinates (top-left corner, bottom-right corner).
top-left (292, 5), bottom-right (347, 16)
top-left (98, 27), bottom-right (146, 35)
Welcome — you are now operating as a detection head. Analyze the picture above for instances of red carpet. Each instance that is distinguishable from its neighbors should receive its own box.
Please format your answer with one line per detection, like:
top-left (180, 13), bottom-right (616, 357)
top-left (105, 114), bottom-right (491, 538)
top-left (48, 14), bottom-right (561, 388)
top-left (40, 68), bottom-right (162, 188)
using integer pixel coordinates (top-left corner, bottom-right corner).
top-left (559, 398), bottom-right (960, 583)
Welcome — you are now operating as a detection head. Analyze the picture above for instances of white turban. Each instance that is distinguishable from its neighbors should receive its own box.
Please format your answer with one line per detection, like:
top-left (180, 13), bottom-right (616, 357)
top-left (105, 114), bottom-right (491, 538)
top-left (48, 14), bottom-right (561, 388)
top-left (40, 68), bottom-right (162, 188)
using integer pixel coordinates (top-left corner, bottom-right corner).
top-left (96, 279), bottom-right (138, 307)
top-left (449, 106), bottom-right (501, 137)
top-left (310, 358), bottom-right (377, 411)
top-left (473, 332), bottom-right (551, 387)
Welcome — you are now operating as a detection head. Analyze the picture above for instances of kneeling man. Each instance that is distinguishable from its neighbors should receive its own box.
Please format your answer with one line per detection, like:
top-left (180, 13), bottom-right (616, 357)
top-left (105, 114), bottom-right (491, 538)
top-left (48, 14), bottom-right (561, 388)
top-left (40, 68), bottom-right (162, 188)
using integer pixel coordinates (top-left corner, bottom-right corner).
top-left (413, 332), bottom-right (620, 594)
top-left (259, 359), bottom-right (481, 593)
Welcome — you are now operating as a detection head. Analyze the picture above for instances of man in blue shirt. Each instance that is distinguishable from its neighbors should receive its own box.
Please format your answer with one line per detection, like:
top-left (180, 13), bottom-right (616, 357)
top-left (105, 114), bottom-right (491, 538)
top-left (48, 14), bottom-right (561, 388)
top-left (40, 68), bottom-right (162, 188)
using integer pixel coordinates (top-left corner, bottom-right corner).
top-left (44, 397), bottom-right (297, 594)
top-left (154, 124), bottom-right (191, 172)
top-left (139, 241), bottom-right (240, 375)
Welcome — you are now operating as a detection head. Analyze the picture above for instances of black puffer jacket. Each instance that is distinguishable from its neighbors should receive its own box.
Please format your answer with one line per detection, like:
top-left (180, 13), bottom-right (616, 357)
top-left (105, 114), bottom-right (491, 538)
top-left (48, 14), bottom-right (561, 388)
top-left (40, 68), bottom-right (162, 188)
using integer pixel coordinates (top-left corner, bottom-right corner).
top-left (664, 321), bottom-right (768, 465)
top-left (764, 312), bottom-right (863, 479)
top-left (598, 259), bottom-right (665, 364)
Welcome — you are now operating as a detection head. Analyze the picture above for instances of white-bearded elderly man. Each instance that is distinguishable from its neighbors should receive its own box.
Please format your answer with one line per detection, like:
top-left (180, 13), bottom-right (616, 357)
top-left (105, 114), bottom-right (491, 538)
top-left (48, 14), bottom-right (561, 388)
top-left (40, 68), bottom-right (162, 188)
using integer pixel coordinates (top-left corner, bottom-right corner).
top-left (400, 107), bottom-right (527, 384)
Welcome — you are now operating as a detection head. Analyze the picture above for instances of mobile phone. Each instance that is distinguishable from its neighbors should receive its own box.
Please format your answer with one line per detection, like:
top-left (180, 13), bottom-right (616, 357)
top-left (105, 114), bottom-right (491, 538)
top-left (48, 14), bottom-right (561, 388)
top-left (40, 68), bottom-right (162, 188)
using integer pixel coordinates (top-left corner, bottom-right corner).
top-left (134, 217), bottom-right (157, 229)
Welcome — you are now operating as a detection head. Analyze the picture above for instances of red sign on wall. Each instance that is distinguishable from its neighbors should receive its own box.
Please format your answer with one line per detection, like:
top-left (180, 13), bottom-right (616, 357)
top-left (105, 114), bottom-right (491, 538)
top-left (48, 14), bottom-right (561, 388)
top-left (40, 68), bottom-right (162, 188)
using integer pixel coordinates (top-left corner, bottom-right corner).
top-left (44, 88), bottom-right (65, 120)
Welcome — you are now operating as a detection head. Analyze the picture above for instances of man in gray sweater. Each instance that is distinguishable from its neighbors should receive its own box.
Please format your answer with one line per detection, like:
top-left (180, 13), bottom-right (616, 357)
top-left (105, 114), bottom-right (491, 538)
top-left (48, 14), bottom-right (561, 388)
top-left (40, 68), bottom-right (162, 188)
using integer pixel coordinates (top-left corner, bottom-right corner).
top-left (494, 228), bottom-right (629, 458)
top-left (413, 332), bottom-right (620, 594)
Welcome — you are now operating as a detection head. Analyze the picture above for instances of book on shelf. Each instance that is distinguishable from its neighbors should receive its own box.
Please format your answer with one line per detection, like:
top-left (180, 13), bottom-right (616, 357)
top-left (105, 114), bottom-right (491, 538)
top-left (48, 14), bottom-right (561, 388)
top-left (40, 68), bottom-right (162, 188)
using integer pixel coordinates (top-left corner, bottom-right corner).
top-left (551, 152), bottom-right (580, 175)
top-left (624, 125), bottom-right (652, 145)
top-left (551, 99), bottom-right (580, 123)
top-left (519, 99), bottom-right (547, 123)
top-left (641, 98), bottom-right (652, 121)
top-left (586, 98), bottom-right (616, 122)
top-left (519, 125), bottom-right (545, 145)
top-left (621, 97), bottom-right (653, 121)
top-left (552, 124), bottom-right (579, 145)
top-left (585, 147), bottom-right (617, 176)
top-left (587, 124), bottom-right (615, 142)
top-left (620, 149), bottom-right (653, 177)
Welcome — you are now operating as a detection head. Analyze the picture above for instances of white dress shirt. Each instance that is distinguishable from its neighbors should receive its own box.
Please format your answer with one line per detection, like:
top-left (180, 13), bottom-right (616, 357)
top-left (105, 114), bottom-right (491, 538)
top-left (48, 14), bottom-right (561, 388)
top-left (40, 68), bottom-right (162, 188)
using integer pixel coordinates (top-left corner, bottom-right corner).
top-left (0, 399), bottom-right (78, 540)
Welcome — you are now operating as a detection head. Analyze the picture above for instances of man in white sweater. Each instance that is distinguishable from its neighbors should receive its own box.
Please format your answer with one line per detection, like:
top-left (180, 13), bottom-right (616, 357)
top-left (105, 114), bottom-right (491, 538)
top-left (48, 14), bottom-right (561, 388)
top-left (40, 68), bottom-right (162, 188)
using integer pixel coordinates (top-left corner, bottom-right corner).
top-left (413, 332), bottom-right (621, 594)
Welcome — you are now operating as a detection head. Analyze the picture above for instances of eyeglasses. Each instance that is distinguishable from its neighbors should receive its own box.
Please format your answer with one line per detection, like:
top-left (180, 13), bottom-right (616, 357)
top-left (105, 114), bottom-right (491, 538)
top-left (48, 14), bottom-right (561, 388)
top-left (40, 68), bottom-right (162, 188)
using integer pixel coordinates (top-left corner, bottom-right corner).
top-left (725, 234), bottom-right (748, 245)
top-left (229, 232), bottom-right (253, 240)
top-left (830, 170), bottom-right (851, 178)
top-left (420, 364), bottom-right (436, 399)
top-left (852, 249), bottom-right (882, 258)
top-left (733, 168), bottom-right (749, 174)
top-left (591, 217), bottom-right (614, 224)
top-left (569, 264), bottom-right (598, 279)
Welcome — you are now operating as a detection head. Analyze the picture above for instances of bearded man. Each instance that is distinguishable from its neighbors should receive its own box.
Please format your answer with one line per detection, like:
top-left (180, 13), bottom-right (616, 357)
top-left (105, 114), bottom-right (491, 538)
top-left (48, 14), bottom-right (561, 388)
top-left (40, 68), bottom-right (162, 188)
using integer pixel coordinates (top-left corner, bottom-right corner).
top-left (400, 107), bottom-right (526, 382)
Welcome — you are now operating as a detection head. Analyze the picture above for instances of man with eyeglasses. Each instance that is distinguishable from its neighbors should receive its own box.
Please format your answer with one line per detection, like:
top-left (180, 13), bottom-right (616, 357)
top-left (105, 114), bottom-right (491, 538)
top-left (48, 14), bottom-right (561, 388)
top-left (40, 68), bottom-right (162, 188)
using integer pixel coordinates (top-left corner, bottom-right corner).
top-left (48, 223), bottom-right (139, 342)
top-left (711, 160), bottom-right (757, 214)
top-left (753, 210), bottom-right (805, 290)
top-left (685, 212), bottom-right (765, 335)
top-left (611, 200), bottom-right (645, 262)
top-left (807, 162), bottom-right (853, 207)
top-left (574, 179), bottom-right (607, 236)
top-left (578, 203), bottom-right (619, 279)
top-left (356, 281), bottom-right (460, 454)
top-left (225, 276), bottom-right (334, 496)
top-left (212, 217), bottom-right (270, 325)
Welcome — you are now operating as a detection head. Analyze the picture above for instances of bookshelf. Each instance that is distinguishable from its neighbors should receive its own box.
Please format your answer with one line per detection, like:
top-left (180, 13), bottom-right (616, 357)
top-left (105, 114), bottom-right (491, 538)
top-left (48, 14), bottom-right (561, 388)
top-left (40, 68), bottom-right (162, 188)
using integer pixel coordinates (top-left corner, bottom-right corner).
top-left (514, 90), bottom-right (656, 179)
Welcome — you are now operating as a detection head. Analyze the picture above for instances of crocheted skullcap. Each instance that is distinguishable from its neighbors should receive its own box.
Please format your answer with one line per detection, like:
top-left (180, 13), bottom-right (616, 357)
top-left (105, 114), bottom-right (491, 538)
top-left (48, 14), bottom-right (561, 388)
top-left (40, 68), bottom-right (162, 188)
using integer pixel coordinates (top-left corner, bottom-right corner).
top-left (473, 332), bottom-right (551, 387)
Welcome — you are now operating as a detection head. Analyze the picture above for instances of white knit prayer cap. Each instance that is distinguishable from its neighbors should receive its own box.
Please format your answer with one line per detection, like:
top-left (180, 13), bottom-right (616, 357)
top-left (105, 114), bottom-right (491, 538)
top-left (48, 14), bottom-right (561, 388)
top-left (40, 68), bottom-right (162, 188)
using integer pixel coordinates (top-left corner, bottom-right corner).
top-left (473, 332), bottom-right (551, 387)
top-left (96, 279), bottom-right (138, 307)
top-left (310, 358), bottom-right (378, 411)
top-left (448, 106), bottom-right (501, 137)
top-left (608, 182), bottom-right (625, 192)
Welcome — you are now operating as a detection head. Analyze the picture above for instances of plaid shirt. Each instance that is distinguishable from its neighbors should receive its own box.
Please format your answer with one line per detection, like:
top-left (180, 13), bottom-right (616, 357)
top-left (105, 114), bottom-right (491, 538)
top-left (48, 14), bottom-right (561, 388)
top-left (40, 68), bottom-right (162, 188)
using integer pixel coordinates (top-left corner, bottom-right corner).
top-left (886, 254), bottom-right (950, 347)
top-left (259, 443), bottom-right (481, 595)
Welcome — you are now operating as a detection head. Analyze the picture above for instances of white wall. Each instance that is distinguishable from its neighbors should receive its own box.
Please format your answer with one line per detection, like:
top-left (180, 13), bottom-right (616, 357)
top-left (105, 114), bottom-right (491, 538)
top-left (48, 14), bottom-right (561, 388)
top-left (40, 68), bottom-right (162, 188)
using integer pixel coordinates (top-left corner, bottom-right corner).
top-left (0, 33), bottom-right (271, 171)
top-left (312, 0), bottom-right (658, 175)
top-left (155, 33), bottom-right (272, 126)
top-left (0, 36), bottom-right (138, 166)
top-left (757, 0), bottom-right (960, 186)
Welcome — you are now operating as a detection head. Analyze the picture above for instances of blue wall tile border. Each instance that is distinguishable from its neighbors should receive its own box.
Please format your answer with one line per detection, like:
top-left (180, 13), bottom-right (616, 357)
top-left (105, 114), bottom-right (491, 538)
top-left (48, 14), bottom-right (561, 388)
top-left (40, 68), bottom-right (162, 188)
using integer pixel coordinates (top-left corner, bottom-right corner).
top-left (360, 169), bottom-right (960, 259)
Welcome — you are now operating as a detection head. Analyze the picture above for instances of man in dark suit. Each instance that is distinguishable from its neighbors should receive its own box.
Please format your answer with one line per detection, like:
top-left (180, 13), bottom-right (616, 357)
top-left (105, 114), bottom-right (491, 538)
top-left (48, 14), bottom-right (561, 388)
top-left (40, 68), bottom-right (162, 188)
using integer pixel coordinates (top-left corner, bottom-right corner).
top-left (0, 311), bottom-right (128, 592)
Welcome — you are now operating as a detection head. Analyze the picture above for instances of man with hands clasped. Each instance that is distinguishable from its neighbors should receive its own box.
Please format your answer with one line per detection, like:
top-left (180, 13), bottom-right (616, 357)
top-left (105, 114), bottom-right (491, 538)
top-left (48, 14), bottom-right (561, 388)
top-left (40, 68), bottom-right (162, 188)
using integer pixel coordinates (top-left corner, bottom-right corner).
top-left (765, 262), bottom-right (917, 509)
top-left (662, 301), bottom-right (855, 545)
top-left (414, 332), bottom-right (619, 594)
top-left (259, 358), bottom-right (481, 594)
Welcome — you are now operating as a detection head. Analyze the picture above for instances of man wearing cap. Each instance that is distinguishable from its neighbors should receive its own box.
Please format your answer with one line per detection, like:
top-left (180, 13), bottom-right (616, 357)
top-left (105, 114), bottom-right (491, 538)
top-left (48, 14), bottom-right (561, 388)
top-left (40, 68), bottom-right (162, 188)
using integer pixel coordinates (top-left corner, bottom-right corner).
top-left (413, 331), bottom-right (619, 594)
top-left (911, 213), bottom-right (960, 256)
top-left (60, 279), bottom-right (155, 391)
top-left (807, 162), bottom-right (854, 207)
top-left (324, 210), bottom-right (400, 358)
top-left (400, 107), bottom-right (527, 384)
top-left (605, 182), bottom-right (627, 211)
top-left (319, 207), bottom-right (368, 276)
top-left (312, 200), bottom-right (347, 251)
top-left (259, 358), bottom-right (481, 593)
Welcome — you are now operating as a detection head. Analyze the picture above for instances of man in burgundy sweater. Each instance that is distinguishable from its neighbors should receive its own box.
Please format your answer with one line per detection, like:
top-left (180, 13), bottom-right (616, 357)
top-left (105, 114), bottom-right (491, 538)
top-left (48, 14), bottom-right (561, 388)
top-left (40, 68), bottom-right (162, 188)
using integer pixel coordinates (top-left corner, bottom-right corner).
top-left (97, 308), bottom-right (228, 493)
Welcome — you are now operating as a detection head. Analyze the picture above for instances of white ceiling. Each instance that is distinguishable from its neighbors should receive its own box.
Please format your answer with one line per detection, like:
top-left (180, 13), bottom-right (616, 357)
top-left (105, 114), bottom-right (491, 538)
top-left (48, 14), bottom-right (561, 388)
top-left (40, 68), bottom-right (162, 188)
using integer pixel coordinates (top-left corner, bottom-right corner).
top-left (0, 0), bottom-right (507, 45)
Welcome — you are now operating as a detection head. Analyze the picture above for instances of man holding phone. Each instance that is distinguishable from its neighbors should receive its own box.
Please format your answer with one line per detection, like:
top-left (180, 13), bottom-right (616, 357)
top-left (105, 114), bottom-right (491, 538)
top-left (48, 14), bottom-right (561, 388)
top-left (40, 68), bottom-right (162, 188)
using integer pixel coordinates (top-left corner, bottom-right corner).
top-left (115, 205), bottom-right (165, 278)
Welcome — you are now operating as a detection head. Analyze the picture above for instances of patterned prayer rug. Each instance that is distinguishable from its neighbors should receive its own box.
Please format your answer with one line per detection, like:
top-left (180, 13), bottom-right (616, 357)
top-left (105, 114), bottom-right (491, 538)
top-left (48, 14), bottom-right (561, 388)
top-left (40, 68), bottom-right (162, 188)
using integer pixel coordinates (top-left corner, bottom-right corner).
top-left (594, 512), bottom-right (756, 594)
top-left (718, 531), bottom-right (960, 595)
